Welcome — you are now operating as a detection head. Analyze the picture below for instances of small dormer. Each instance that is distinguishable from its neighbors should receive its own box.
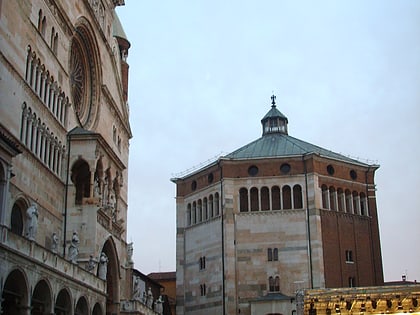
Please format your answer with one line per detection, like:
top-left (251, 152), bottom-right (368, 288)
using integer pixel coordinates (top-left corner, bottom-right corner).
top-left (261, 95), bottom-right (289, 135)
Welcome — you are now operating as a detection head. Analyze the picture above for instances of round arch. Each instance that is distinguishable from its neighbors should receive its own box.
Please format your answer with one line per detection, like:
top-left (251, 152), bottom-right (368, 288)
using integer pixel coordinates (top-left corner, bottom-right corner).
top-left (70, 158), bottom-right (91, 205)
top-left (55, 287), bottom-right (72, 315)
top-left (10, 197), bottom-right (29, 236)
top-left (31, 279), bottom-right (53, 315)
top-left (1, 268), bottom-right (29, 315)
top-left (99, 236), bottom-right (120, 315)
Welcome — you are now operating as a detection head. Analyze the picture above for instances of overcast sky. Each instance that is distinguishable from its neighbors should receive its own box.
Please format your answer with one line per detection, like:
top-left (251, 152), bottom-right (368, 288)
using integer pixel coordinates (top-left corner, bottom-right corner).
top-left (116, 1), bottom-right (420, 282)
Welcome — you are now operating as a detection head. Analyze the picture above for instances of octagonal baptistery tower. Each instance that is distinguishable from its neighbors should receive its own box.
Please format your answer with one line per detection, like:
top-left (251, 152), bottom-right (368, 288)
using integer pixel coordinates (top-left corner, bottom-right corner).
top-left (172, 96), bottom-right (384, 315)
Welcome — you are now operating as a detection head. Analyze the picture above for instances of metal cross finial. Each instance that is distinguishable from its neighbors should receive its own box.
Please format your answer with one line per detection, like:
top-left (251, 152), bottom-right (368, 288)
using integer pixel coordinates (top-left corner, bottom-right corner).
top-left (271, 94), bottom-right (276, 107)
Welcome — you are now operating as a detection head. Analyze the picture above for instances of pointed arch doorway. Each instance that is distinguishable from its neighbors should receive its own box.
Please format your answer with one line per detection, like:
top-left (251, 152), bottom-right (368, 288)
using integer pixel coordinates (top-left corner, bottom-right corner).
top-left (100, 237), bottom-right (120, 315)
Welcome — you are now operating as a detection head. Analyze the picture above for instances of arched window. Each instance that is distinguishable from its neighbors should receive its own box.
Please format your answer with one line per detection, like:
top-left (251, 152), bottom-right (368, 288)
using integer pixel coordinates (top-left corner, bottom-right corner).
top-left (38, 10), bottom-right (43, 32)
top-left (345, 189), bottom-right (352, 213)
top-left (329, 186), bottom-right (337, 211)
top-left (192, 202), bottom-right (196, 224)
top-left (197, 199), bottom-right (202, 222)
top-left (11, 202), bottom-right (24, 236)
top-left (75, 296), bottom-right (89, 315)
top-left (214, 193), bottom-right (220, 216)
top-left (209, 195), bottom-right (214, 217)
top-left (273, 248), bottom-right (279, 261)
top-left (203, 197), bottom-right (208, 220)
top-left (250, 187), bottom-right (259, 211)
top-left (71, 160), bottom-right (91, 205)
top-left (32, 280), bottom-right (52, 315)
top-left (187, 204), bottom-right (191, 226)
top-left (239, 188), bottom-right (248, 212)
top-left (337, 188), bottom-right (344, 212)
top-left (261, 186), bottom-right (270, 210)
top-left (55, 288), bottom-right (71, 315)
top-left (321, 185), bottom-right (329, 209)
top-left (271, 186), bottom-right (281, 210)
top-left (282, 185), bottom-right (291, 209)
top-left (293, 185), bottom-right (303, 209)
top-left (41, 17), bottom-right (47, 37)
top-left (360, 192), bottom-right (368, 215)
top-left (352, 191), bottom-right (360, 214)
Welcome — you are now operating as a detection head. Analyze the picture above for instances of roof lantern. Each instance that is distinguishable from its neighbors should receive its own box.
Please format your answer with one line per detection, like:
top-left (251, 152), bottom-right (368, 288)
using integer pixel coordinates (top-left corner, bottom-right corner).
top-left (261, 94), bottom-right (288, 136)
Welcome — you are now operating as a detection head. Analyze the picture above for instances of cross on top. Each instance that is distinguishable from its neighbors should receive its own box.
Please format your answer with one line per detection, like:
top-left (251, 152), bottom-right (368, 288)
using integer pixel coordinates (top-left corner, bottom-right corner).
top-left (271, 94), bottom-right (276, 107)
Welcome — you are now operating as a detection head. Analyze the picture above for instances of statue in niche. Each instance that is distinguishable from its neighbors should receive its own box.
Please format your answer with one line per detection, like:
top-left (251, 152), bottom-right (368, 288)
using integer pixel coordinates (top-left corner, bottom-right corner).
top-left (127, 242), bottom-right (134, 265)
top-left (51, 232), bottom-right (59, 254)
top-left (68, 231), bottom-right (80, 263)
top-left (132, 276), bottom-right (142, 301)
top-left (146, 287), bottom-right (154, 308)
top-left (98, 252), bottom-right (108, 280)
top-left (155, 295), bottom-right (163, 314)
top-left (86, 254), bottom-right (98, 272)
top-left (25, 202), bottom-right (39, 240)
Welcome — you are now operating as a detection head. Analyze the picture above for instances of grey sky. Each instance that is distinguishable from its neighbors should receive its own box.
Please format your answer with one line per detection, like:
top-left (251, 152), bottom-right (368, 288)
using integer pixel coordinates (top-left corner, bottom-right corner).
top-left (117, 0), bottom-right (420, 281)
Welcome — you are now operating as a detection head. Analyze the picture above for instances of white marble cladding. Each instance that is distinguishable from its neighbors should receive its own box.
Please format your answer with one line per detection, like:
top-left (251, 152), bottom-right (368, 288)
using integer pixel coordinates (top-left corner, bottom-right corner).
top-left (0, 225), bottom-right (106, 293)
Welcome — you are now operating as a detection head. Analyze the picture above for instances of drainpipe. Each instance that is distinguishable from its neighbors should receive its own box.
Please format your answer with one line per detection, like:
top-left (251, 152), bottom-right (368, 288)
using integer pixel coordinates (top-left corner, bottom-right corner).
top-left (303, 155), bottom-right (314, 288)
top-left (218, 160), bottom-right (226, 315)
top-left (63, 134), bottom-right (71, 257)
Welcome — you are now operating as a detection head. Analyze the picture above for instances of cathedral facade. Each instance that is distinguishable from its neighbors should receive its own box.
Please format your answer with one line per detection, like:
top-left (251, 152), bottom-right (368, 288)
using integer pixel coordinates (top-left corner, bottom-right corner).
top-left (0, 1), bottom-right (153, 314)
top-left (172, 96), bottom-right (384, 315)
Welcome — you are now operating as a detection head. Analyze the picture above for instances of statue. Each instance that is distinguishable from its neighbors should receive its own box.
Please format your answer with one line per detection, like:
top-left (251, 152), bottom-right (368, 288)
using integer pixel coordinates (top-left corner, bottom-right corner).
top-left (132, 276), bottom-right (141, 301)
top-left (142, 291), bottom-right (147, 304)
top-left (25, 202), bottom-right (38, 240)
top-left (68, 231), bottom-right (80, 263)
top-left (98, 252), bottom-right (108, 280)
top-left (146, 287), bottom-right (154, 308)
top-left (127, 242), bottom-right (133, 265)
top-left (155, 295), bottom-right (163, 314)
top-left (86, 254), bottom-right (97, 272)
top-left (51, 232), bottom-right (59, 254)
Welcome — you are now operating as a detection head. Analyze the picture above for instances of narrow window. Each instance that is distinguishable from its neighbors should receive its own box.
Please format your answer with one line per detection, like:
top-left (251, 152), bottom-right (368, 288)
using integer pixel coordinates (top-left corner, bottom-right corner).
top-left (273, 248), bottom-right (278, 261)
top-left (329, 186), bottom-right (337, 210)
top-left (239, 188), bottom-right (248, 212)
top-left (214, 193), bottom-right (220, 216)
top-left (293, 185), bottom-right (303, 209)
top-left (187, 204), bottom-right (191, 226)
top-left (345, 250), bottom-right (353, 263)
top-left (261, 186), bottom-right (270, 210)
top-left (250, 187), bottom-right (259, 211)
top-left (71, 160), bottom-right (91, 205)
top-left (192, 202), bottom-right (196, 224)
top-left (203, 197), bottom-right (208, 220)
top-left (348, 277), bottom-right (355, 288)
top-left (197, 199), bottom-right (202, 222)
top-left (282, 185), bottom-right (291, 209)
top-left (271, 186), bottom-right (280, 210)
top-left (209, 195), bottom-right (214, 217)
top-left (11, 203), bottom-right (24, 235)
top-left (267, 248), bottom-right (273, 261)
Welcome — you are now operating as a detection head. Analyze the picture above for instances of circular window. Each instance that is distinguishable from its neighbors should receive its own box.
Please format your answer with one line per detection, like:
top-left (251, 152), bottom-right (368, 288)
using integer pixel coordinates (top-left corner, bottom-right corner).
top-left (280, 163), bottom-right (291, 174)
top-left (248, 165), bottom-right (259, 176)
top-left (327, 165), bottom-right (335, 175)
top-left (207, 173), bottom-right (214, 183)
top-left (69, 25), bottom-right (98, 129)
top-left (350, 170), bottom-right (357, 180)
top-left (191, 180), bottom-right (197, 191)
